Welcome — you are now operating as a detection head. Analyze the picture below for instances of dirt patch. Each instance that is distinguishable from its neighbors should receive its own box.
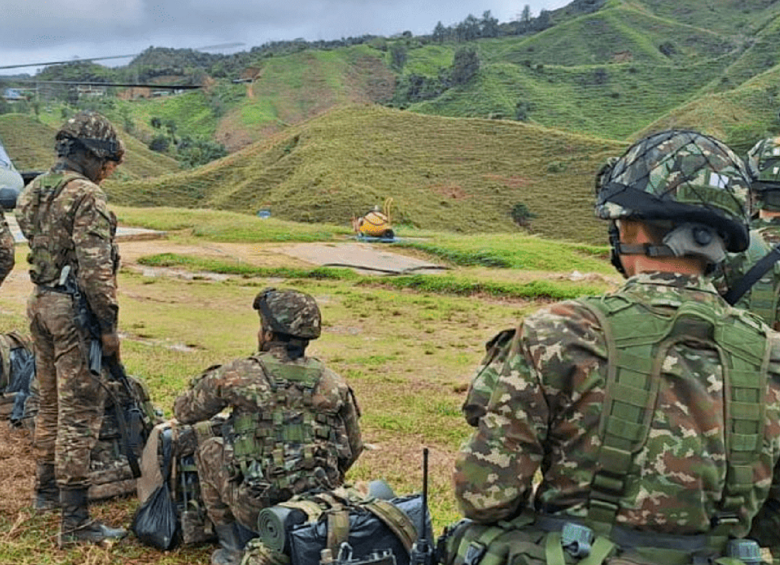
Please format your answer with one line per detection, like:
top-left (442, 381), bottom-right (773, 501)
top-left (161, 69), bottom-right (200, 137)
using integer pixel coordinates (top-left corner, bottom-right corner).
top-left (430, 183), bottom-right (470, 200)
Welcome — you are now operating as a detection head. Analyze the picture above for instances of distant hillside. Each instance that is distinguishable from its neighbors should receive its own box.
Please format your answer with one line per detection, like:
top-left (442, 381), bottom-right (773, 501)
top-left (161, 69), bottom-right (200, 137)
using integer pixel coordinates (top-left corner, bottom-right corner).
top-left (0, 114), bottom-right (180, 180)
top-left (107, 105), bottom-right (624, 245)
top-left (635, 64), bottom-right (780, 153)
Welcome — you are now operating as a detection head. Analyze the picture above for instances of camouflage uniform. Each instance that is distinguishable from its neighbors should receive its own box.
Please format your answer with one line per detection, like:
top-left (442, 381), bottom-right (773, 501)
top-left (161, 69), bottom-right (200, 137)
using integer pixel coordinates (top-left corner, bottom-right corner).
top-left (0, 211), bottom-right (15, 286)
top-left (15, 111), bottom-right (126, 546)
top-left (712, 137), bottom-right (780, 329)
top-left (17, 162), bottom-right (119, 488)
top-left (753, 216), bottom-right (780, 246)
top-left (456, 273), bottom-right (780, 542)
top-left (174, 288), bottom-right (362, 560)
top-left (450, 132), bottom-right (780, 564)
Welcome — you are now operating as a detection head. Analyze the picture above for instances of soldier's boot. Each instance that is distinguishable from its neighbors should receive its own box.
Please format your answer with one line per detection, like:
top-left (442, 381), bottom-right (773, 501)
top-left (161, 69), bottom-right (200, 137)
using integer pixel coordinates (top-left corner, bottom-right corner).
top-left (211, 523), bottom-right (255, 565)
top-left (57, 487), bottom-right (127, 548)
top-left (33, 463), bottom-right (59, 512)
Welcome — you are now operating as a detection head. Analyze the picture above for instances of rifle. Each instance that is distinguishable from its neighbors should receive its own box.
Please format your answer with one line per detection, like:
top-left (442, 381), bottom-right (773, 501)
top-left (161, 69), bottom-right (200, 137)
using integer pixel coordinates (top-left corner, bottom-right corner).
top-left (59, 265), bottom-right (146, 478)
top-left (410, 447), bottom-right (434, 565)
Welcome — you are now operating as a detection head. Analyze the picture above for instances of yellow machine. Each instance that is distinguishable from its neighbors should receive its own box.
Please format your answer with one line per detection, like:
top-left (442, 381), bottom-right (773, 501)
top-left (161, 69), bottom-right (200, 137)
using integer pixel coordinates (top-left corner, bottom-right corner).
top-left (353, 198), bottom-right (395, 240)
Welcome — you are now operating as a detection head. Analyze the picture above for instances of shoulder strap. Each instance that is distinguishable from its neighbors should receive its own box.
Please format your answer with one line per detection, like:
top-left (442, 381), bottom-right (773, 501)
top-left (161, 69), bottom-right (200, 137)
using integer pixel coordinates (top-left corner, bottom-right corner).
top-left (363, 498), bottom-right (418, 552)
top-left (577, 296), bottom-right (665, 535)
top-left (724, 243), bottom-right (780, 306)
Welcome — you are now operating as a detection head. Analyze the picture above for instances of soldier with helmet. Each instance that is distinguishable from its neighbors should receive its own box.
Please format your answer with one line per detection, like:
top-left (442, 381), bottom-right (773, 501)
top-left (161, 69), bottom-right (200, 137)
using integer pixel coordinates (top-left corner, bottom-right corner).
top-left (15, 111), bottom-right (126, 546)
top-left (173, 288), bottom-right (363, 565)
top-left (448, 131), bottom-right (780, 565)
top-left (713, 136), bottom-right (780, 330)
top-left (747, 136), bottom-right (780, 244)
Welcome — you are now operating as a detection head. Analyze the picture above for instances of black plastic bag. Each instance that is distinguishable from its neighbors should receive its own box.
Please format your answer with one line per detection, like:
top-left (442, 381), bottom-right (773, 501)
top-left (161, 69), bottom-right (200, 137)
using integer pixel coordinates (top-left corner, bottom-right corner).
top-left (132, 481), bottom-right (179, 550)
top-left (132, 427), bottom-right (180, 549)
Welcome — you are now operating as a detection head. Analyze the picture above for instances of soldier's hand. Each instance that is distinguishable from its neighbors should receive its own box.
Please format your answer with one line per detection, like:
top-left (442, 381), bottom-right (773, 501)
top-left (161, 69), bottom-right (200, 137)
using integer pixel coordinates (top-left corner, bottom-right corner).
top-left (101, 331), bottom-right (121, 360)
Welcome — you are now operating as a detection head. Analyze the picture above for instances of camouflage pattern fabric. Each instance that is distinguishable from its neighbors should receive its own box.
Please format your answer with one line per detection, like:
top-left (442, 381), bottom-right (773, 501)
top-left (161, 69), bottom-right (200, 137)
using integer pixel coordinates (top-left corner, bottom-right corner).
top-left (596, 130), bottom-right (751, 253)
top-left (0, 210), bottom-right (15, 286)
top-left (253, 288), bottom-right (322, 339)
top-left (16, 156), bottom-right (120, 490)
top-left (56, 111), bottom-right (124, 163)
top-left (28, 290), bottom-right (108, 489)
top-left (753, 216), bottom-right (780, 247)
top-left (241, 538), bottom-right (290, 565)
top-left (174, 342), bottom-right (362, 530)
top-left (714, 230), bottom-right (780, 328)
top-left (16, 168), bottom-right (119, 331)
top-left (454, 272), bottom-right (780, 557)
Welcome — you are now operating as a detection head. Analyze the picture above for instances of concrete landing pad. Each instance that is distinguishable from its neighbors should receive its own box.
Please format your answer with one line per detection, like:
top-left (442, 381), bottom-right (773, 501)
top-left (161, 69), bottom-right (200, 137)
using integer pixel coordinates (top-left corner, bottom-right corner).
top-left (6, 215), bottom-right (166, 243)
top-left (273, 242), bottom-right (447, 275)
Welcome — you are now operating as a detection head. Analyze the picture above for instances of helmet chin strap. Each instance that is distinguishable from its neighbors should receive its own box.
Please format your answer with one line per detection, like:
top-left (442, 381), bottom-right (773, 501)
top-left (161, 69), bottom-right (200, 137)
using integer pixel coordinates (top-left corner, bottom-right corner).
top-left (608, 222), bottom-right (676, 277)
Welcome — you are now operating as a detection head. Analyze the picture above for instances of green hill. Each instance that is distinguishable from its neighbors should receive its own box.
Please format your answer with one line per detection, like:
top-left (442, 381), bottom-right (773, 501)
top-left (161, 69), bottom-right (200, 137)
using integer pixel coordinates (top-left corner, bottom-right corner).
top-left (0, 114), bottom-right (180, 180)
top-left (107, 104), bottom-right (624, 245)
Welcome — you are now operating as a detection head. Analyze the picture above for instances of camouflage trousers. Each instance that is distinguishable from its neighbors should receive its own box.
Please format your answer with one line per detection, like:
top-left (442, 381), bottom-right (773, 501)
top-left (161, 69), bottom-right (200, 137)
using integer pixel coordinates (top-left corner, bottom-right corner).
top-left (28, 289), bottom-right (107, 489)
top-left (195, 436), bottom-right (270, 532)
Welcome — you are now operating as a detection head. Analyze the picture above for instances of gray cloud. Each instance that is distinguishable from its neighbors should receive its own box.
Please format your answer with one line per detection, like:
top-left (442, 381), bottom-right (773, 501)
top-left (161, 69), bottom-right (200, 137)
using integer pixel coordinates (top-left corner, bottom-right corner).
top-left (1, 0), bottom-right (570, 71)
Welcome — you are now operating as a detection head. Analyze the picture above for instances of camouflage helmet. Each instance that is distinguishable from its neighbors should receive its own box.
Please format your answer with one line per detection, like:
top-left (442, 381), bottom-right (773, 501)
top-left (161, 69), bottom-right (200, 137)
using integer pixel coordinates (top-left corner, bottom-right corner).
top-left (56, 111), bottom-right (124, 162)
top-left (595, 130), bottom-right (750, 252)
top-left (252, 288), bottom-right (322, 340)
top-left (746, 136), bottom-right (780, 210)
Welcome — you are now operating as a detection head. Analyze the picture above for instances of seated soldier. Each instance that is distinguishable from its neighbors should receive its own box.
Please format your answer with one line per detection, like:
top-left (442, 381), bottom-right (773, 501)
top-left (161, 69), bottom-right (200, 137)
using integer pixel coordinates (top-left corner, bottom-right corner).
top-left (174, 288), bottom-right (363, 565)
top-left (452, 131), bottom-right (780, 564)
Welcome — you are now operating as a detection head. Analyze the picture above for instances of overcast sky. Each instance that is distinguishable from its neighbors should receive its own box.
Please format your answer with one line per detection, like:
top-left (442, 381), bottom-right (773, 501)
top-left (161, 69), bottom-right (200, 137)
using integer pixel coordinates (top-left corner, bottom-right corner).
top-left (2, 0), bottom-right (571, 74)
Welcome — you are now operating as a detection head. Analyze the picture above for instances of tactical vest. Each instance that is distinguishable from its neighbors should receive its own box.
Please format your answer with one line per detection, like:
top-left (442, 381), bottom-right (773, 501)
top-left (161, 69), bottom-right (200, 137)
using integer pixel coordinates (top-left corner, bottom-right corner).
top-left (442, 292), bottom-right (772, 565)
top-left (577, 294), bottom-right (769, 543)
top-left (230, 353), bottom-right (343, 499)
top-left (24, 172), bottom-right (86, 285)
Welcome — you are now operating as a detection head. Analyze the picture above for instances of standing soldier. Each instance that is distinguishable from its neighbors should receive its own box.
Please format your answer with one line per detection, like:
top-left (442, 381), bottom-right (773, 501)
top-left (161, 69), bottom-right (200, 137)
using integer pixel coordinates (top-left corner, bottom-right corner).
top-left (16, 111), bottom-right (126, 546)
top-left (450, 130), bottom-right (780, 564)
top-left (174, 288), bottom-right (363, 565)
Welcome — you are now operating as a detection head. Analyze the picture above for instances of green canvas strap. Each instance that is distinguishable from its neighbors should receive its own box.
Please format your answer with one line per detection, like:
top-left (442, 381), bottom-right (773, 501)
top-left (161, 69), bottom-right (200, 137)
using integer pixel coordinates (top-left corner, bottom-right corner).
top-left (746, 274), bottom-right (778, 326)
top-left (327, 506), bottom-right (350, 554)
top-left (577, 297), bottom-right (666, 534)
top-left (710, 315), bottom-right (769, 539)
top-left (364, 499), bottom-right (418, 552)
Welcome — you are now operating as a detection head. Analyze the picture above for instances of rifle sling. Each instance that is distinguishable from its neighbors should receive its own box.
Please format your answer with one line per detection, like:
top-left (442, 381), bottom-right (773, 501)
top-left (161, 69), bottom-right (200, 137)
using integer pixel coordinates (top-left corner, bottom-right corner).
top-left (97, 375), bottom-right (142, 479)
top-left (724, 243), bottom-right (780, 305)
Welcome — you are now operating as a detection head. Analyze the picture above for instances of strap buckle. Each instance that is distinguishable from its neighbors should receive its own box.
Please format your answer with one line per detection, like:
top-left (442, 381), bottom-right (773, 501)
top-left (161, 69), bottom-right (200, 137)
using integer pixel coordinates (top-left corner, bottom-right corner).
top-left (561, 522), bottom-right (594, 558)
top-left (463, 541), bottom-right (486, 565)
top-left (726, 539), bottom-right (762, 565)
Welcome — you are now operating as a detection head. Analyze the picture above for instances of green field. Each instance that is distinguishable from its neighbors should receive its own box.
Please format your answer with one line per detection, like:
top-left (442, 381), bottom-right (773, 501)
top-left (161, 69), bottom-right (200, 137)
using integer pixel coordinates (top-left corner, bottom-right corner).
top-left (0, 208), bottom-right (616, 563)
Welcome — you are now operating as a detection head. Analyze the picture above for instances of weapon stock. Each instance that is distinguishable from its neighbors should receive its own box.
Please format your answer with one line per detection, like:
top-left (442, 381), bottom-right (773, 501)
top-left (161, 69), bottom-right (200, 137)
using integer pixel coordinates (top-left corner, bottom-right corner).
top-left (60, 265), bottom-right (145, 477)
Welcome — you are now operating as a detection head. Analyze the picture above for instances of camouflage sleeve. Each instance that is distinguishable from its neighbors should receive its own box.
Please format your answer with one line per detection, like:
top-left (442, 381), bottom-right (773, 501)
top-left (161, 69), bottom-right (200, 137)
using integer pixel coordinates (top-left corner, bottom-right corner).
top-left (15, 179), bottom-right (37, 241)
top-left (453, 301), bottom-right (605, 523)
top-left (462, 329), bottom-right (515, 427)
top-left (0, 211), bottom-right (15, 286)
top-left (174, 364), bottom-right (232, 424)
top-left (72, 183), bottom-right (118, 332)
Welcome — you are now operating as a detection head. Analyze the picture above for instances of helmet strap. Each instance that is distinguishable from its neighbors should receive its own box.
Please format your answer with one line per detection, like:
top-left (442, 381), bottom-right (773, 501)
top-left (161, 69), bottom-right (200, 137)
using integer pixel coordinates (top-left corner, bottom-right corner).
top-left (608, 222), bottom-right (678, 277)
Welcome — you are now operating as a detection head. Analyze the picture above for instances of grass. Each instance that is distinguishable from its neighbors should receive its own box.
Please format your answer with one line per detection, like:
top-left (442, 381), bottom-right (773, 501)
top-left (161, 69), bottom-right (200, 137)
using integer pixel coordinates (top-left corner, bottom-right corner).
top-left (113, 205), bottom-right (350, 242)
top-left (0, 209), bottom-right (618, 563)
top-left (108, 105), bottom-right (624, 246)
top-left (396, 232), bottom-right (611, 271)
top-left (135, 252), bottom-right (609, 301)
